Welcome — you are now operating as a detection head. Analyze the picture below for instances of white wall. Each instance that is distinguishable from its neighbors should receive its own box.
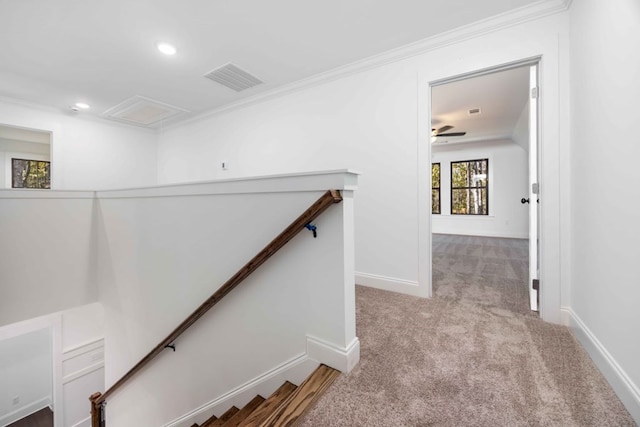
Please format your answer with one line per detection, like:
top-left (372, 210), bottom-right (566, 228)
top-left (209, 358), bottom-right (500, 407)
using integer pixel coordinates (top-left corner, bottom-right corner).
top-left (61, 303), bottom-right (105, 427)
top-left (0, 99), bottom-right (157, 190)
top-left (0, 328), bottom-right (52, 426)
top-left (569, 0), bottom-right (640, 422)
top-left (95, 172), bottom-right (357, 426)
top-left (431, 139), bottom-right (528, 238)
top-left (0, 190), bottom-right (97, 327)
top-left (511, 103), bottom-right (529, 153)
top-left (156, 10), bottom-right (568, 303)
top-left (157, 61), bottom-right (420, 291)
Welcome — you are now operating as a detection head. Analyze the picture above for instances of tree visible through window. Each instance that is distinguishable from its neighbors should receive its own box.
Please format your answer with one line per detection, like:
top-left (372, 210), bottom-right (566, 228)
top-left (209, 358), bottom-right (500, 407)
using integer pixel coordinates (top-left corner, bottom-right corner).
top-left (451, 159), bottom-right (488, 215)
top-left (12, 158), bottom-right (51, 189)
top-left (432, 163), bottom-right (440, 214)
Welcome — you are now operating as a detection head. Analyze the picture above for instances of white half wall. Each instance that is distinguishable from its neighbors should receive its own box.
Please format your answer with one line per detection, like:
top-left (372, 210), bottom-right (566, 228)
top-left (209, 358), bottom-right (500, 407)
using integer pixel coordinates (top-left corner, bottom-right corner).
top-left (95, 171), bottom-right (357, 426)
top-left (569, 0), bottom-right (640, 422)
top-left (432, 139), bottom-right (528, 239)
top-left (0, 98), bottom-right (157, 190)
top-left (0, 190), bottom-right (97, 326)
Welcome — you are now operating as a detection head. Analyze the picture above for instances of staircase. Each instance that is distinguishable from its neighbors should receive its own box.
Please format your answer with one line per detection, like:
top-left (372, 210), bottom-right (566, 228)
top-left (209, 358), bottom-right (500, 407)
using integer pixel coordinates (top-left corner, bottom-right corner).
top-left (193, 365), bottom-right (339, 427)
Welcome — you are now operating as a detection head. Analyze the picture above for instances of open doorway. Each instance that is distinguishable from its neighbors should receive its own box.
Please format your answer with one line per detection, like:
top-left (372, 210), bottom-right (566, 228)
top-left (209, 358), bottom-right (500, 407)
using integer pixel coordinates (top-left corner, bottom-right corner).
top-left (429, 63), bottom-right (539, 315)
top-left (0, 125), bottom-right (52, 190)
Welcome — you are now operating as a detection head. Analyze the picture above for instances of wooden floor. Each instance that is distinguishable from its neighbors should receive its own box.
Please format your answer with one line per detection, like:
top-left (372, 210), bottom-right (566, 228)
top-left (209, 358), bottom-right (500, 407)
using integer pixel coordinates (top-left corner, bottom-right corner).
top-left (7, 407), bottom-right (53, 427)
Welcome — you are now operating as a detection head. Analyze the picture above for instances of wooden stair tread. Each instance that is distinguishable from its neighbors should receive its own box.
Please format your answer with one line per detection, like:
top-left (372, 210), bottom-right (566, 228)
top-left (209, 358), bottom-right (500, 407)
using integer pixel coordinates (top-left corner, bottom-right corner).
top-left (200, 415), bottom-right (217, 427)
top-left (204, 406), bottom-right (239, 427)
top-left (257, 364), bottom-right (340, 426)
top-left (223, 395), bottom-right (266, 427)
top-left (240, 381), bottom-right (298, 427)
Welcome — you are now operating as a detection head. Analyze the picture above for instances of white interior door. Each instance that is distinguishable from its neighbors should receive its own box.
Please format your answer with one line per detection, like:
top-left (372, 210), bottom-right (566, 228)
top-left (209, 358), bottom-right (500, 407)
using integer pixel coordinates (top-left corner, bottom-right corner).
top-left (528, 64), bottom-right (539, 311)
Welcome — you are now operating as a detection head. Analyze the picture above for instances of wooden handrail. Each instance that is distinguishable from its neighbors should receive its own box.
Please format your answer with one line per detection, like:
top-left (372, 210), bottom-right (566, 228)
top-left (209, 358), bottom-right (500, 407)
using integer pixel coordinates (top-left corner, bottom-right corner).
top-left (90, 189), bottom-right (343, 425)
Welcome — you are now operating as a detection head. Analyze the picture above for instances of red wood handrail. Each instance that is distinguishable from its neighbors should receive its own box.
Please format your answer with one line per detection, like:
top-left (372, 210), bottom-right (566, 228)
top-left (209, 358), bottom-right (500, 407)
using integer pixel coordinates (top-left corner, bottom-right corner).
top-left (90, 189), bottom-right (343, 426)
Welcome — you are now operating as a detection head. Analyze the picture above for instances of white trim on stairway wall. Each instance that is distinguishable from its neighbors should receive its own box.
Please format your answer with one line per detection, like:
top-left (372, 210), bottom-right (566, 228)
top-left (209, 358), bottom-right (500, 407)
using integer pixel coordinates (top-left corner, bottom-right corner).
top-left (163, 354), bottom-right (318, 427)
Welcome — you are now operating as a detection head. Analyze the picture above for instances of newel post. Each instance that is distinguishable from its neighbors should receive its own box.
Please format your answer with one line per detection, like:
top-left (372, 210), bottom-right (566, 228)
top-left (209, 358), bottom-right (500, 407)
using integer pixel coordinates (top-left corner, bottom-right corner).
top-left (90, 392), bottom-right (104, 427)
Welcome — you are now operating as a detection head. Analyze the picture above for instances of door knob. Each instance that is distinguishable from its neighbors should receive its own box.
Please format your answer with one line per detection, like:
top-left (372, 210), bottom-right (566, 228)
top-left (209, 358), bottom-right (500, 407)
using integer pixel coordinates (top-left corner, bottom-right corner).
top-left (521, 198), bottom-right (530, 204)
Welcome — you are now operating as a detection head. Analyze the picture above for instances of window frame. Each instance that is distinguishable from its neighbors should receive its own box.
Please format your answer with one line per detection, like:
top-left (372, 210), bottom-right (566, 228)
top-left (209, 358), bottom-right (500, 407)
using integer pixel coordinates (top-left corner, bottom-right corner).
top-left (11, 158), bottom-right (52, 189)
top-left (450, 158), bottom-right (489, 215)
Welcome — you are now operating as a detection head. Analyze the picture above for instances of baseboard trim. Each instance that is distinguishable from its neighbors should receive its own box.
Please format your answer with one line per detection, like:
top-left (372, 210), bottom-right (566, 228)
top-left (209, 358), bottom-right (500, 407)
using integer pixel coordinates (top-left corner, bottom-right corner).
top-left (0, 396), bottom-right (51, 426)
top-left (163, 354), bottom-right (318, 427)
top-left (566, 308), bottom-right (640, 424)
top-left (307, 335), bottom-right (360, 373)
top-left (356, 272), bottom-right (425, 297)
top-left (432, 231), bottom-right (529, 239)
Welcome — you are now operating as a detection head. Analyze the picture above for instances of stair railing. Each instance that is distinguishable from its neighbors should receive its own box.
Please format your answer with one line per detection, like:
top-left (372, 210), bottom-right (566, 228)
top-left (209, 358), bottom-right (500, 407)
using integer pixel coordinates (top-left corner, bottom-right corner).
top-left (89, 189), bottom-right (343, 427)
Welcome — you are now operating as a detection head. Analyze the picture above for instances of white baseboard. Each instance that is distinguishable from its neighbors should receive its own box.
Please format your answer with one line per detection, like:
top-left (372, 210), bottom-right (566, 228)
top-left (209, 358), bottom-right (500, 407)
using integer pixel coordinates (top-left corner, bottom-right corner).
top-left (560, 306), bottom-right (572, 327)
top-left (565, 308), bottom-right (640, 424)
top-left (163, 354), bottom-right (318, 427)
top-left (0, 396), bottom-right (51, 426)
top-left (307, 335), bottom-right (360, 373)
top-left (432, 230), bottom-right (529, 239)
top-left (356, 272), bottom-right (425, 297)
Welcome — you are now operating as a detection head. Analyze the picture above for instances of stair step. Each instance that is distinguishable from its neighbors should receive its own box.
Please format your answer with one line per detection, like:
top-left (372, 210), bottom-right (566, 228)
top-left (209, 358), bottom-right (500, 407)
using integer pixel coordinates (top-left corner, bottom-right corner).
top-left (240, 381), bottom-right (298, 427)
top-left (222, 395), bottom-right (266, 427)
top-left (200, 415), bottom-right (217, 427)
top-left (203, 406), bottom-right (238, 427)
top-left (256, 364), bottom-right (340, 426)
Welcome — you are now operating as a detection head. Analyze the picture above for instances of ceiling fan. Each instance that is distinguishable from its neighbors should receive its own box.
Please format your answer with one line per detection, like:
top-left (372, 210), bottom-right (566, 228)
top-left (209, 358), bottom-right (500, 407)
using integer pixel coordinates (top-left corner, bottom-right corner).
top-left (431, 125), bottom-right (466, 137)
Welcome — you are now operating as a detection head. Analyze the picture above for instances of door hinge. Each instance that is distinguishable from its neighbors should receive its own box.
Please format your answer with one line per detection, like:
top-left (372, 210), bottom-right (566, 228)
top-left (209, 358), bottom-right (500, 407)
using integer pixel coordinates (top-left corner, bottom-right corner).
top-left (531, 87), bottom-right (539, 99)
top-left (532, 183), bottom-right (539, 194)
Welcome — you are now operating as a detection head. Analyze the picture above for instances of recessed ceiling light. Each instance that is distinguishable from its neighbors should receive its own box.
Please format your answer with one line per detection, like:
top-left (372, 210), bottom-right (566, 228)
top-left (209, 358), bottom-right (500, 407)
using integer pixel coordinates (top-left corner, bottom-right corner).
top-left (75, 102), bottom-right (90, 109)
top-left (157, 42), bottom-right (177, 55)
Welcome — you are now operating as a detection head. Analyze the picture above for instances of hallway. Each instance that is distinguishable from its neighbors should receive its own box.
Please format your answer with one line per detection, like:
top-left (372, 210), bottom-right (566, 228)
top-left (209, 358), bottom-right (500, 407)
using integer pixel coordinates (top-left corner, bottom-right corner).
top-left (299, 235), bottom-right (634, 426)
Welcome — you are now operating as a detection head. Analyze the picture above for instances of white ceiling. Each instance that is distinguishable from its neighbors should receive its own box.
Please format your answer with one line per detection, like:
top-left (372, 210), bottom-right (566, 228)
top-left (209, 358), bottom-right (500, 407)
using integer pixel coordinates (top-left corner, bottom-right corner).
top-left (0, 0), bottom-right (540, 128)
top-left (431, 66), bottom-right (530, 145)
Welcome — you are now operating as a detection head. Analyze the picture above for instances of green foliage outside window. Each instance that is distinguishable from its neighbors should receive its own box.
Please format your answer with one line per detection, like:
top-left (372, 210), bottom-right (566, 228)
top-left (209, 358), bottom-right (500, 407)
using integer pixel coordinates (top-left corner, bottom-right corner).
top-left (432, 163), bottom-right (440, 214)
top-left (12, 159), bottom-right (51, 189)
top-left (451, 159), bottom-right (488, 215)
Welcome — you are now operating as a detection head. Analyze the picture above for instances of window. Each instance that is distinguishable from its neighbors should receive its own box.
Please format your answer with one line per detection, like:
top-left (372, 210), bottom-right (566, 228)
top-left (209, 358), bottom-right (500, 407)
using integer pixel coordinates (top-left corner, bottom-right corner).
top-left (451, 159), bottom-right (488, 215)
top-left (12, 158), bottom-right (51, 189)
top-left (431, 163), bottom-right (440, 214)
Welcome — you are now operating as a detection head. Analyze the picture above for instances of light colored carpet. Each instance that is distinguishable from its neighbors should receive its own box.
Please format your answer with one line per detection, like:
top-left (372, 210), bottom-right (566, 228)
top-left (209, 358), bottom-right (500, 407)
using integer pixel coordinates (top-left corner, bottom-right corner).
top-left (432, 233), bottom-right (532, 316)
top-left (300, 235), bottom-right (635, 426)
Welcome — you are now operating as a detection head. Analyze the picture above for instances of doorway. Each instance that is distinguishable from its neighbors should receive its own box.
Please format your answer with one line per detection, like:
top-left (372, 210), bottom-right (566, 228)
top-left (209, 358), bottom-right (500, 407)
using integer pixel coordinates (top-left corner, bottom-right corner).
top-left (0, 125), bottom-right (52, 190)
top-left (428, 62), bottom-right (539, 315)
top-left (0, 328), bottom-right (54, 427)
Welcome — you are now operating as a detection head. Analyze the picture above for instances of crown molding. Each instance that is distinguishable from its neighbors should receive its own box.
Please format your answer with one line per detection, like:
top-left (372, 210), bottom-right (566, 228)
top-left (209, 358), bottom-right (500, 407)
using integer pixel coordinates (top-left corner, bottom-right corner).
top-left (164, 0), bottom-right (571, 132)
top-left (0, 95), bottom-right (157, 134)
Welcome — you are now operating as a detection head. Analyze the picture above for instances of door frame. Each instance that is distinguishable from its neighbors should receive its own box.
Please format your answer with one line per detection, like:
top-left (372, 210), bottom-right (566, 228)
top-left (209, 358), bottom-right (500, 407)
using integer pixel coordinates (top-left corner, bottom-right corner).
top-left (417, 51), bottom-right (564, 324)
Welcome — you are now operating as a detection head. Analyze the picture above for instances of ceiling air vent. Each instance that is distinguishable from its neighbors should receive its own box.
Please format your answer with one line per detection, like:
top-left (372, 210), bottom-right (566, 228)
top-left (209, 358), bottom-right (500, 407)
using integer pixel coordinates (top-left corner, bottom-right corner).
top-left (468, 107), bottom-right (482, 116)
top-left (103, 96), bottom-right (189, 128)
top-left (204, 63), bottom-right (263, 92)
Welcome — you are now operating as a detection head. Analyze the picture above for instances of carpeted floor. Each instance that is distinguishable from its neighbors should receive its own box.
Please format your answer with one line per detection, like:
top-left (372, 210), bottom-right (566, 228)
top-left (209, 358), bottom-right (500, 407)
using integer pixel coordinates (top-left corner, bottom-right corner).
top-left (300, 234), bottom-right (635, 426)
